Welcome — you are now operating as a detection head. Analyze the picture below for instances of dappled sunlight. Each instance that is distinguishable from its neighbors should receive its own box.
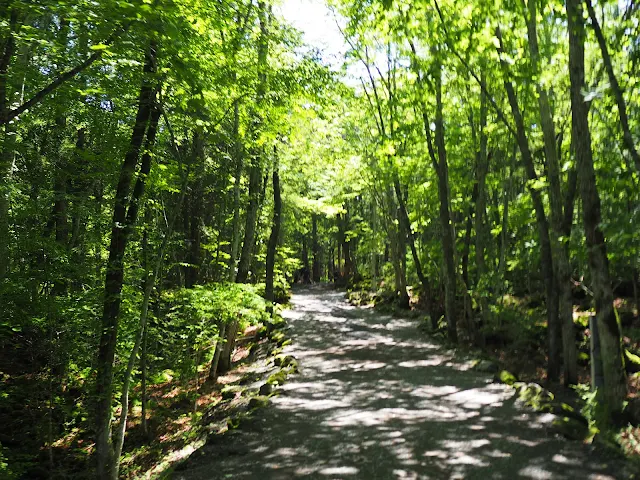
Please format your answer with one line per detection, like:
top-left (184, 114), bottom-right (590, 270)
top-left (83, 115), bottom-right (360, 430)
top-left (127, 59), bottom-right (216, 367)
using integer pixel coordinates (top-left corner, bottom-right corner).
top-left (175, 286), bottom-right (621, 480)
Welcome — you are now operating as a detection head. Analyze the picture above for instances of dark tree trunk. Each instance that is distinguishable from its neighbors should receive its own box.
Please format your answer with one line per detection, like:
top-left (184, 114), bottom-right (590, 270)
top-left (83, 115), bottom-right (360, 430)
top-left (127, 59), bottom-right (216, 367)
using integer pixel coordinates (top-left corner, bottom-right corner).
top-left (95, 40), bottom-right (159, 480)
top-left (525, 0), bottom-right (577, 385)
top-left (185, 130), bottom-right (204, 288)
top-left (312, 213), bottom-right (321, 282)
top-left (393, 172), bottom-right (432, 314)
top-left (265, 161), bottom-right (281, 306)
top-left (566, 0), bottom-right (627, 417)
top-left (496, 28), bottom-right (560, 382)
top-left (585, 0), bottom-right (640, 174)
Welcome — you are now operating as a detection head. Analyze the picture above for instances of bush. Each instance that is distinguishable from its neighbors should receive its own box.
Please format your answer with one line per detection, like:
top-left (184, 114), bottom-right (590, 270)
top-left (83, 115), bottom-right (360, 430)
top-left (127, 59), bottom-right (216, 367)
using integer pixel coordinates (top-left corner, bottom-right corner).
top-left (159, 283), bottom-right (270, 380)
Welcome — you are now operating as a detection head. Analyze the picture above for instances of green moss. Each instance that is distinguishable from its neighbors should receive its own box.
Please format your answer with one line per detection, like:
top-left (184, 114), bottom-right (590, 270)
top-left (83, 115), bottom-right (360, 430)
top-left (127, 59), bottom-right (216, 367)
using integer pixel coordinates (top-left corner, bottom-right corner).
top-left (498, 370), bottom-right (517, 385)
top-left (266, 370), bottom-right (287, 385)
top-left (248, 396), bottom-right (270, 409)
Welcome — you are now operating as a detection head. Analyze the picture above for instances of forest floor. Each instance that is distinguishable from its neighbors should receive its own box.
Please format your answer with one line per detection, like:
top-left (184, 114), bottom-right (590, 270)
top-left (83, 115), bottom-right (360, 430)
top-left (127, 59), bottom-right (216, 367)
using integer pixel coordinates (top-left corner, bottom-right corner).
top-left (172, 285), bottom-right (635, 479)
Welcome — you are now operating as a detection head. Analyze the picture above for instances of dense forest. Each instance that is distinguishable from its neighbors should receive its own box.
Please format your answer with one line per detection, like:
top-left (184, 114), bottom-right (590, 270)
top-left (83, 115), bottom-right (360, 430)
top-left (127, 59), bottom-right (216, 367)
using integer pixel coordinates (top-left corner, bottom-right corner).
top-left (1, 0), bottom-right (640, 477)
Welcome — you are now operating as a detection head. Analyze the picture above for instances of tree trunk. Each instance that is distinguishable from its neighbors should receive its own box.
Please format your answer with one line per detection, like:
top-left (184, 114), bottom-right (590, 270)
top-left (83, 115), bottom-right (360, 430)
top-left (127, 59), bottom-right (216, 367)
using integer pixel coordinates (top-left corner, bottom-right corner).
top-left (228, 100), bottom-right (243, 281)
top-left (474, 85), bottom-right (491, 331)
top-left (185, 130), bottom-right (204, 288)
top-left (525, 0), bottom-right (577, 385)
top-left (312, 213), bottom-right (321, 282)
top-left (208, 323), bottom-right (227, 381)
top-left (584, 0), bottom-right (640, 174)
top-left (566, 0), bottom-right (627, 418)
top-left (235, 1), bottom-right (268, 284)
top-left (0, 8), bottom-right (17, 280)
top-left (236, 160), bottom-right (261, 283)
top-left (433, 65), bottom-right (457, 342)
top-left (393, 171), bottom-right (431, 312)
top-left (496, 28), bottom-right (560, 381)
top-left (265, 160), bottom-right (281, 306)
top-left (94, 40), bottom-right (158, 480)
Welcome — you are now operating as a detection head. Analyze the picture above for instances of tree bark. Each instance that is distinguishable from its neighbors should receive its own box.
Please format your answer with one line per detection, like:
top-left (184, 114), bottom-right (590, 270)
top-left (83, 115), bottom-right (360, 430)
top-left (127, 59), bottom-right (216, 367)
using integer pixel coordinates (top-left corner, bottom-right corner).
top-left (94, 40), bottom-right (158, 480)
top-left (393, 172), bottom-right (432, 312)
top-left (496, 27), bottom-right (560, 381)
top-left (312, 213), bottom-right (321, 282)
top-left (584, 0), bottom-right (640, 174)
top-left (424, 62), bottom-right (457, 342)
top-left (228, 100), bottom-right (243, 281)
top-left (0, 7), bottom-right (17, 280)
top-left (566, 0), bottom-right (627, 418)
top-left (525, 0), bottom-right (577, 385)
top-left (474, 85), bottom-right (491, 331)
top-left (265, 159), bottom-right (281, 306)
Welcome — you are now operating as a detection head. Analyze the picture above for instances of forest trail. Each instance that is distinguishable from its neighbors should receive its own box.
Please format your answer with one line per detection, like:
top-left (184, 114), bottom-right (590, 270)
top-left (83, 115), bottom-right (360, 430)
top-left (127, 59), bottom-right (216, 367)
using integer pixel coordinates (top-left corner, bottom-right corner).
top-left (174, 286), bottom-right (625, 480)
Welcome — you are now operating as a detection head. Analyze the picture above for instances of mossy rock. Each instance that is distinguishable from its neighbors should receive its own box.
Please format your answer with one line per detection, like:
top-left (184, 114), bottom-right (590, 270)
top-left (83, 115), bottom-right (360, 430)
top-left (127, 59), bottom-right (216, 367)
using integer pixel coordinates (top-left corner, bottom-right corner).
top-left (266, 370), bottom-right (287, 386)
top-left (221, 385), bottom-right (244, 400)
top-left (517, 382), bottom-right (554, 410)
top-left (259, 382), bottom-right (274, 395)
top-left (473, 359), bottom-right (499, 373)
top-left (239, 371), bottom-right (261, 385)
top-left (494, 370), bottom-right (518, 385)
top-left (248, 395), bottom-right (270, 409)
top-left (275, 355), bottom-right (298, 369)
top-left (550, 415), bottom-right (590, 441)
top-left (269, 331), bottom-right (286, 344)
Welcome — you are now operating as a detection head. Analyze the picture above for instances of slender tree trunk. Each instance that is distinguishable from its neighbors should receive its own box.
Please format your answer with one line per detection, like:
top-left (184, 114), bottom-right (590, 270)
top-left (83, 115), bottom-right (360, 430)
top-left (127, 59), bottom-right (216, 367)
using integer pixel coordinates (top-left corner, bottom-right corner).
top-left (433, 65), bottom-right (457, 342)
top-left (228, 100), bottom-right (243, 281)
top-left (496, 28), bottom-right (560, 381)
top-left (208, 323), bottom-right (226, 381)
top-left (185, 130), bottom-right (204, 288)
top-left (474, 85), bottom-right (491, 331)
top-left (393, 171), bottom-right (432, 312)
top-left (95, 40), bottom-right (158, 480)
top-left (312, 213), bottom-right (321, 282)
top-left (0, 8), bottom-right (17, 280)
top-left (235, 1), bottom-right (268, 285)
top-left (525, 0), bottom-right (577, 385)
top-left (584, 0), bottom-right (640, 174)
top-left (265, 160), bottom-right (281, 306)
top-left (566, 0), bottom-right (627, 418)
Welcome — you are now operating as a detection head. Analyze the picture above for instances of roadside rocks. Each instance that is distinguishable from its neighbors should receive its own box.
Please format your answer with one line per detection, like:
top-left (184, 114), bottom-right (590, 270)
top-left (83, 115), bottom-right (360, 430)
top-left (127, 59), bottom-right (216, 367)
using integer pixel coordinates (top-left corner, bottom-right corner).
top-left (473, 359), bottom-right (499, 373)
top-left (248, 396), bottom-right (270, 409)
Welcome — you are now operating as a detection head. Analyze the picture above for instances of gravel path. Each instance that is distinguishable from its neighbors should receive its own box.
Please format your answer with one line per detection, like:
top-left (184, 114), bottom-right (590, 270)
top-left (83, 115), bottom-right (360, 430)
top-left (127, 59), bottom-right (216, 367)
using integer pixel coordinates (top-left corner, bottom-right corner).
top-left (174, 286), bottom-right (630, 479)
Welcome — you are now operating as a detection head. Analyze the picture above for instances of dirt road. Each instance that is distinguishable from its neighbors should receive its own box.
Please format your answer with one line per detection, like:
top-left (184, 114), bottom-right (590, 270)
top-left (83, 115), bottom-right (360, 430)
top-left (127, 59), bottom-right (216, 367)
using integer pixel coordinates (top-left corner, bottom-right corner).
top-left (174, 286), bottom-right (628, 479)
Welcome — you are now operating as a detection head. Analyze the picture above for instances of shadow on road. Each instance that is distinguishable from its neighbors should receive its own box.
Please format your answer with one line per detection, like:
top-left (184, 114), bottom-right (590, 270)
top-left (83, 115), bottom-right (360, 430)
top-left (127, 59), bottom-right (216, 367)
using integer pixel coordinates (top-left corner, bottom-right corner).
top-left (174, 285), bottom-right (626, 479)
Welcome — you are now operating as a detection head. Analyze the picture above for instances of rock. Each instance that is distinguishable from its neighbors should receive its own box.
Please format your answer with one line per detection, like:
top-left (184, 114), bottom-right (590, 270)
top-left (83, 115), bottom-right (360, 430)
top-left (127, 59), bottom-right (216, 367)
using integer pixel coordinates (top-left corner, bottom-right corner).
top-left (516, 382), bottom-right (554, 410)
top-left (512, 381), bottom-right (528, 393)
top-left (239, 371), bottom-right (261, 385)
top-left (275, 355), bottom-right (298, 369)
top-left (221, 385), bottom-right (244, 400)
top-left (259, 383), bottom-right (274, 395)
top-left (266, 370), bottom-right (287, 385)
top-left (248, 395), bottom-right (270, 409)
top-left (549, 415), bottom-right (590, 441)
top-left (473, 359), bottom-right (499, 373)
top-left (549, 403), bottom-right (588, 425)
top-left (494, 370), bottom-right (518, 385)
